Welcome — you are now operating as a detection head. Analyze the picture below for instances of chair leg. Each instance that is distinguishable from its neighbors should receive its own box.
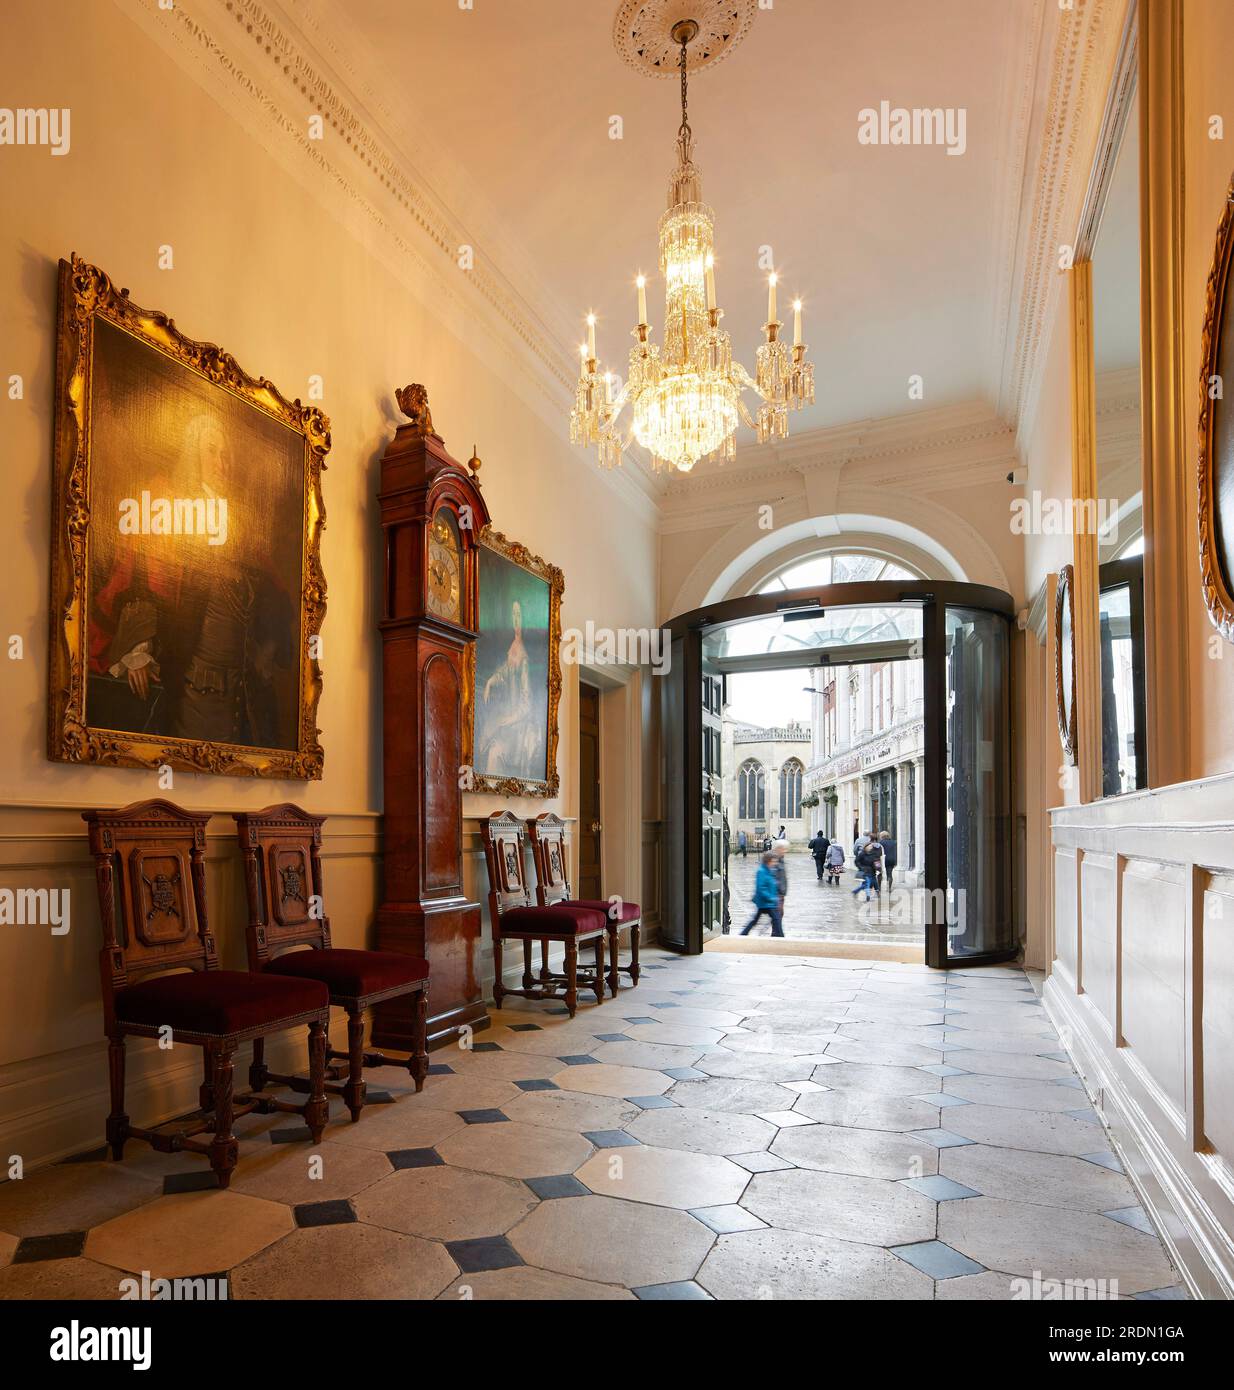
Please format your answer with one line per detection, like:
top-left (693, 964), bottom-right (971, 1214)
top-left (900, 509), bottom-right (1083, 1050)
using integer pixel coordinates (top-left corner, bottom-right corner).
top-left (492, 934), bottom-right (505, 1007)
top-left (564, 939), bottom-right (579, 1017)
top-left (606, 925), bottom-right (620, 998)
top-left (409, 986), bottom-right (429, 1094)
top-left (199, 1051), bottom-right (215, 1113)
top-left (249, 1035), bottom-right (268, 1093)
top-left (539, 938), bottom-right (551, 983)
top-left (207, 1044), bottom-right (238, 1189)
top-left (344, 1006), bottom-right (366, 1123)
top-left (522, 939), bottom-right (535, 991)
top-left (305, 1019), bottom-right (329, 1143)
top-left (629, 924), bottom-right (641, 986)
top-left (106, 1035), bottom-right (128, 1161)
top-left (592, 935), bottom-right (605, 1005)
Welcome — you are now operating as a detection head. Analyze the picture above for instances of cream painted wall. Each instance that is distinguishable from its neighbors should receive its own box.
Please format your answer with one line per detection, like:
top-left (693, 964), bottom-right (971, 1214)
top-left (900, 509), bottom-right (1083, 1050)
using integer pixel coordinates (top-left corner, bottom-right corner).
top-left (1182, 0), bottom-right (1234, 778)
top-left (0, 0), bottom-right (657, 1162)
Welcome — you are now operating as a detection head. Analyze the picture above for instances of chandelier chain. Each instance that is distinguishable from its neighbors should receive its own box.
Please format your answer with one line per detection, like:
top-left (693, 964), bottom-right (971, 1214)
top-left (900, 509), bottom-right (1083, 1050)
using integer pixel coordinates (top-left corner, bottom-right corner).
top-left (678, 37), bottom-right (690, 143)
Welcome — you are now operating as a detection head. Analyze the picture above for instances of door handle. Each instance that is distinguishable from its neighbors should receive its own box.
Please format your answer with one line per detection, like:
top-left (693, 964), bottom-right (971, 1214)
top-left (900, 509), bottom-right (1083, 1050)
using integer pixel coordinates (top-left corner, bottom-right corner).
top-left (590, 821), bottom-right (602, 833)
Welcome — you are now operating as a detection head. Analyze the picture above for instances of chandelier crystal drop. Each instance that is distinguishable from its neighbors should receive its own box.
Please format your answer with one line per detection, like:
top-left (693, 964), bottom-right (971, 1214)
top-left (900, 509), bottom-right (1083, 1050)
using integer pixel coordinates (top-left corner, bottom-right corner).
top-left (570, 18), bottom-right (813, 474)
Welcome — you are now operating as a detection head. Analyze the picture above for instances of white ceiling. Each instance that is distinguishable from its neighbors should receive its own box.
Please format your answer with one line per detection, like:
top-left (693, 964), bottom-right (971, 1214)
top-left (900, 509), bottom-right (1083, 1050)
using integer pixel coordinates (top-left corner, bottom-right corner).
top-left (284, 0), bottom-right (1044, 441)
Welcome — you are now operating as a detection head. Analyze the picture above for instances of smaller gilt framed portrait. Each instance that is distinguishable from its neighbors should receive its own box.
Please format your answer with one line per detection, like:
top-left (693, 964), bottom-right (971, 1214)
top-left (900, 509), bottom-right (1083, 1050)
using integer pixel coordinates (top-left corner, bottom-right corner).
top-left (1198, 173), bottom-right (1234, 642)
top-left (1055, 564), bottom-right (1077, 766)
top-left (465, 528), bottom-right (563, 797)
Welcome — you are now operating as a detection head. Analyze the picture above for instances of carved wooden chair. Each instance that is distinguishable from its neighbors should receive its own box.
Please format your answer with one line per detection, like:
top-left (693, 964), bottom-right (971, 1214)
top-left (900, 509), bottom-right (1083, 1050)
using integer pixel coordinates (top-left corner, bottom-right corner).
top-left (83, 800), bottom-right (331, 1189)
top-left (235, 804), bottom-right (429, 1121)
top-left (526, 813), bottom-right (642, 996)
top-left (480, 811), bottom-right (607, 1018)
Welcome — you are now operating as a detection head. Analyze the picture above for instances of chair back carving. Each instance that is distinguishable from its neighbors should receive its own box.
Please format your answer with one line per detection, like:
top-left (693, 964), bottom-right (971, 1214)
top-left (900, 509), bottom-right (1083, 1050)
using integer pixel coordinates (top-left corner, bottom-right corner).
top-left (480, 811), bottom-right (533, 931)
top-left (526, 813), bottom-right (572, 907)
top-left (82, 800), bottom-right (215, 1024)
top-left (234, 804), bottom-right (329, 968)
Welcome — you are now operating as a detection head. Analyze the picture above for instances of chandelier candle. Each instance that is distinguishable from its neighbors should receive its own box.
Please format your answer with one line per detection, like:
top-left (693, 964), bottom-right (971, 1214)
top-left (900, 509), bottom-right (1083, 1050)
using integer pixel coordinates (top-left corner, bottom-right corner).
top-left (570, 17), bottom-right (814, 473)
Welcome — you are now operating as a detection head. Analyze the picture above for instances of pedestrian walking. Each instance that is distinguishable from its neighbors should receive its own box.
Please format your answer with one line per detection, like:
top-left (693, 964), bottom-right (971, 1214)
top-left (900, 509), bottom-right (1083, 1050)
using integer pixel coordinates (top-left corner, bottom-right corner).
top-left (740, 851), bottom-right (785, 937)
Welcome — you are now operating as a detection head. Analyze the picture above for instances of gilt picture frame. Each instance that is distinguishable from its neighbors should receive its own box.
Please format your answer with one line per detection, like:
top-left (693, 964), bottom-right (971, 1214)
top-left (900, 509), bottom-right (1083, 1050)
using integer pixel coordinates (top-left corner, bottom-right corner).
top-left (464, 527), bottom-right (563, 797)
top-left (1198, 173), bottom-right (1234, 643)
top-left (48, 254), bottom-right (330, 779)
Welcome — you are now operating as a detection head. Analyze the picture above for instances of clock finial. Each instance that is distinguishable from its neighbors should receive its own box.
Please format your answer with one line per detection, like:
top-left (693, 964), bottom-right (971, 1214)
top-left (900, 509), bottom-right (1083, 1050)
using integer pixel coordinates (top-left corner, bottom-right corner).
top-left (395, 383), bottom-right (438, 437)
top-left (468, 444), bottom-right (482, 476)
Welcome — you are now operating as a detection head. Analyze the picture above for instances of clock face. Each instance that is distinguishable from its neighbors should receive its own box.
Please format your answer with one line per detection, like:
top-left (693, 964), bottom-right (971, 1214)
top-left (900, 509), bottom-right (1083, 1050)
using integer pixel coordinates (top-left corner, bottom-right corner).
top-left (427, 510), bottom-right (462, 623)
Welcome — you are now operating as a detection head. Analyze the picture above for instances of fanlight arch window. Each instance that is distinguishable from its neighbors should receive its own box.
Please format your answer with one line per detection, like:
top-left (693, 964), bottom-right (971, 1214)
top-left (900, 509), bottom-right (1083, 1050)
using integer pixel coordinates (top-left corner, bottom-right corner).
top-left (738, 759), bottom-right (766, 821)
top-left (757, 550), bottom-right (923, 595)
top-left (779, 759), bottom-right (804, 819)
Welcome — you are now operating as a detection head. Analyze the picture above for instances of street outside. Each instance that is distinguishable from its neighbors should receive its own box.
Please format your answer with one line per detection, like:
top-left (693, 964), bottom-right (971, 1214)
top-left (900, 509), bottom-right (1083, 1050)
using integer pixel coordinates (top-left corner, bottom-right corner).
top-left (723, 848), bottom-right (926, 945)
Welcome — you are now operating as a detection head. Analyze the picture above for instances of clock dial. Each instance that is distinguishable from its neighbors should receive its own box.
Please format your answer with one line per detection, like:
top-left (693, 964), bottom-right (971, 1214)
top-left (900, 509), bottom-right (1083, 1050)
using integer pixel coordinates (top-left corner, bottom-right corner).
top-left (427, 511), bottom-right (462, 622)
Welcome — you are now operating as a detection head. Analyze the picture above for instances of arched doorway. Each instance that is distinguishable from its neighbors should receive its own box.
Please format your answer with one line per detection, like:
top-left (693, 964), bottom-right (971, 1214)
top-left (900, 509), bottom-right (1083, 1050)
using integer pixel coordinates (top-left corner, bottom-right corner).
top-left (661, 579), bottom-right (1016, 968)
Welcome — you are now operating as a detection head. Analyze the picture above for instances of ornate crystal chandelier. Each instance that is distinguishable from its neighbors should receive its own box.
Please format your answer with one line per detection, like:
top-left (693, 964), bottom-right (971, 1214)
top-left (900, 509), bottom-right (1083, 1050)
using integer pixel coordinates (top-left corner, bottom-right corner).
top-left (570, 18), bottom-right (813, 474)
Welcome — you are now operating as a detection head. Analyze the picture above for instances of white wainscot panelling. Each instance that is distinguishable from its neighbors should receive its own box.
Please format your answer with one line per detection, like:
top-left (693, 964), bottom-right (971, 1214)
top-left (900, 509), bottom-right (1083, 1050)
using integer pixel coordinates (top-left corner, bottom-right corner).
top-left (1054, 845), bottom-right (1079, 985)
top-left (1079, 850), bottom-right (1117, 1035)
top-left (1121, 857), bottom-right (1187, 1123)
top-left (1202, 873), bottom-right (1234, 1172)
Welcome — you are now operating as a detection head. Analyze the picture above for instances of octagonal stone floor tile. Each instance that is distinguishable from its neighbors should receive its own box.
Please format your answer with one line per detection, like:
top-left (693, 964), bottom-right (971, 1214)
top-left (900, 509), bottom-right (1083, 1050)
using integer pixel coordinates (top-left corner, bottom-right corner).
top-left (943, 1104), bottom-right (1106, 1156)
top-left (438, 1266), bottom-right (635, 1300)
top-left (694, 1051), bottom-right (818, 1084)
top-left (836, 1023), bottom-right (949, 1050)
top-left (623, 1022), bottom-right (728, 1047)
top-left (940, 1144), bottom-right (1138, 1212)
top-left (942, 1074), bottom-right (1086, 1113)
top-left (667, 1076), bottom-right (801, 1115)
top-left (435, 1049), bottom-right (567, 1082)
top-left (508, 1195), bottom-right (714, 1287)
top-left (481, 1027), bottom-right (604, 1058)
top-left (939, 1028), bottom-right (1060, 1056)
top-left (230, 1141), bottom-right (391, 1205)
top-left (745, 1006), bottom-right (856, 1031)
top-left (822, 1037), bottom-right (945, 1068)
top-left (771, 1124), bottom-right (939, 1181)
top-left (698, 1227), bottom-right (933, 1301)
top-left (575, 1144), bottom-right (749, 1209)
top-left (626, 1106), bottom-right (778, 1156)
top-left (230, 1222), bottom-right (458, 1300)
top-left (934, 1270), bottom-right (1040, 1300)
top-left (939, 1197), bottom-right (1176, 1294)
top-left (501, 1088), bottom-right (638, 1133)
top-left (591, 1040), bottom-right (705, 1071)
top-left (436, 1120), bottom-right (592, 1179)
top-left (741, 1168), bottom-right (936, 1246)
top-left (552, 1063), bottom-right (673, 1099)
top-left (809, 1062), bottom-right (942, 1097)
top-left (716, 1029), bottom-right (838, 1056)
top-left (85, 1190), bottom-right (294, 1279)
top-left (638, 1005), bottom-right (747, 1030)
top-left (351, 1164), bottom-right (535, 1240)
top-left (940, 1049), bottom-right (1075, 1081)
top-left (0, 1256), bottom-right (132, 1300)
top-left (0, 1161), bottom-right (159, 1237)
top-left (395, 1074), bottom-right (520, 1113)
top-left (324, 1102), bottom-right (468, 1154)
top-left (793, 1088), bottom-right (942, 1133)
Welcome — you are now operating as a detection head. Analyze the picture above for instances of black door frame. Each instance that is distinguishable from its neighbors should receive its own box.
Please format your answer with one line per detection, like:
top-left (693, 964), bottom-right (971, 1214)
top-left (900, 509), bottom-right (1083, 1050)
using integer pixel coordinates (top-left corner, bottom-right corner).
top-left (663, 579), bottom-right (1017, 968)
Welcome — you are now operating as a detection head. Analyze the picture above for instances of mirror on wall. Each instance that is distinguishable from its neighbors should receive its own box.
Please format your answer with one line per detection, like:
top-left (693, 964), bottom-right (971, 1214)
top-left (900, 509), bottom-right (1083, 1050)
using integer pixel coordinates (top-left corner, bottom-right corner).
top-left (1089, 82), bottom-right (1147, 796)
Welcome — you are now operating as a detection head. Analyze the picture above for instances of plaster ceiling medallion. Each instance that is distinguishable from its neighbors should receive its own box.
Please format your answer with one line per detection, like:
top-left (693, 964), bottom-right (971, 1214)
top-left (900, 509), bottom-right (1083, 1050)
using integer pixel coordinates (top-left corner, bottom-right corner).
top-left (612, 0), bottom-right (757, 79)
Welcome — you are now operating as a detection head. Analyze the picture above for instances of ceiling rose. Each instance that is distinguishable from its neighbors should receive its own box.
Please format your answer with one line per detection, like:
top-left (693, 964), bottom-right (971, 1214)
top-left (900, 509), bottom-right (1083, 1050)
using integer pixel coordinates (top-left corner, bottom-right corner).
top-left (612, 0), bottom-right (757, 79)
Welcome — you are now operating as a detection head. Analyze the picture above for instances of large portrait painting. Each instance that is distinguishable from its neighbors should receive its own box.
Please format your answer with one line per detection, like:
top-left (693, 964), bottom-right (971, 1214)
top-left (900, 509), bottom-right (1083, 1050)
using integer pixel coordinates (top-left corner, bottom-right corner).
top-left (1199, 173), bottom-right (1234, 643)
top-left (49, 255), bottom-right (329, 778)
top-left (465, 528), bottom-right (563, 797)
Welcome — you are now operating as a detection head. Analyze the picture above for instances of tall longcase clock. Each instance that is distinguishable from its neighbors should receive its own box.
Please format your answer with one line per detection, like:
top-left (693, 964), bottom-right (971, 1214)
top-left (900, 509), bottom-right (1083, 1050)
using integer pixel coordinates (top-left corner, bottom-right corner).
top-left (370, 384), bottom-right (491, 1050)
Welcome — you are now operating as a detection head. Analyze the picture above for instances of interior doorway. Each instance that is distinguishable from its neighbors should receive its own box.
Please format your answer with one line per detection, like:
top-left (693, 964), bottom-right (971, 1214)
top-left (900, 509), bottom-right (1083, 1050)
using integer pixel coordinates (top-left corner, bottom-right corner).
top-left (661, 580), bottom-right (1016, 968)
top-left (578, 681), bottom-right (603, 900)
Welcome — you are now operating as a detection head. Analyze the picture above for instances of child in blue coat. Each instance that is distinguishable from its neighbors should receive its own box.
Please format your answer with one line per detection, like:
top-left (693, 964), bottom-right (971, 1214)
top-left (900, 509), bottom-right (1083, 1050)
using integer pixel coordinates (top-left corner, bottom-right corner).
top-left (740, 852), bottom-right (785, 937)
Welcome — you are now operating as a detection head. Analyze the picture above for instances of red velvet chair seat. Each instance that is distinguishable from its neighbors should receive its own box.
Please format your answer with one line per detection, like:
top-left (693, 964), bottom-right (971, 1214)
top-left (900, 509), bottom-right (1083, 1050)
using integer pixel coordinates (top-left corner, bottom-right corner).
top-left (568, 899), bottom-right (642, 924)
top-left (502, 904), bottom-right (607, 935)
top-left (262, 948), bottom-right (430, 999)
top-left (115, 970), bottom-right (329, 1036)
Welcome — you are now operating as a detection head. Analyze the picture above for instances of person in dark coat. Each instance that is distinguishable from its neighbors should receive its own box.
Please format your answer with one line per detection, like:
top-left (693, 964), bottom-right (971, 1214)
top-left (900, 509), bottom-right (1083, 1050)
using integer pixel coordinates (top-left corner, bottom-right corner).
top-left (809, 830), bottom-right (830, 880)
top-left (879, 830), bottom-right (898, 888)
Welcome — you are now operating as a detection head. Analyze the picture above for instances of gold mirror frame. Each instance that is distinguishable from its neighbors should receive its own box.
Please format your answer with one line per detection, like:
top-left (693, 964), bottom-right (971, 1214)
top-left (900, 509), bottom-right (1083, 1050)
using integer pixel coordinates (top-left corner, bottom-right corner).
top-left (1198, 172), bottom-right (1234, 642)
top-left (48, 255), bottom-right (330, 779)
top-left (1055, 564), bottom-right (1078, 765)
top-left (463, 526), bottom-right (563, 798)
